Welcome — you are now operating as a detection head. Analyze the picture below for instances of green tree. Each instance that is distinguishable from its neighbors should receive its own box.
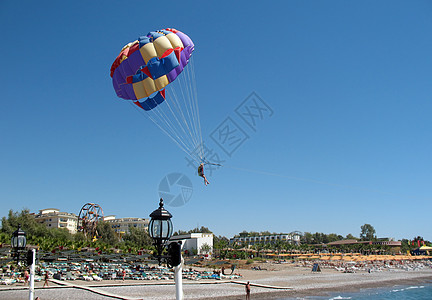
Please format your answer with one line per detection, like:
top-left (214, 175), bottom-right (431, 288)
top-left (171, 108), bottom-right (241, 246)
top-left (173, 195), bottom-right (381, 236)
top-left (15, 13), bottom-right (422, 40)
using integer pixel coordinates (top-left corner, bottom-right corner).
top-left (302, 232), bottom-right (314, 244)
top-left (200, 243), bottom-right (212, 255)
top-left (327, 233), bottom-right (342, 243)
top-left (189, 226), bottom-right (212, 234)
top-left (213, 235), bottom-right (229, 249)
top-left (346, 233), bottom-right (357, 240)
top-left (122, 226), bottom-right (152, 248)
top-left (96, 221), bottom-right (119, 245)
top-left (172, 230), bottom-right (188, 236)
top-left (238, 230), bottom-right (249, 237)
top-left (360, 224), bottom-right (376, 241)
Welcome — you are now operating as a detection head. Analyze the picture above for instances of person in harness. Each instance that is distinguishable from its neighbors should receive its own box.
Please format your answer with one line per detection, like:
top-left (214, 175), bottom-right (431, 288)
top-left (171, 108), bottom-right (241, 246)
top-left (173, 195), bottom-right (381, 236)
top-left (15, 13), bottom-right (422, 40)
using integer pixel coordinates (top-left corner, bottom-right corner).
top-left (198, 163), bottom-right (210, 186)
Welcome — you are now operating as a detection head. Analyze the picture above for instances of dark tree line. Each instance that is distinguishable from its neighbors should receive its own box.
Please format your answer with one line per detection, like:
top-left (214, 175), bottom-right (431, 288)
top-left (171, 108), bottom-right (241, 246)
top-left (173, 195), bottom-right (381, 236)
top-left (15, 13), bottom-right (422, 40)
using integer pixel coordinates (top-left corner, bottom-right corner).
top-left (0, 209), bottom-right (153, 253)
top-left (1, 210), bottom-right (429, 255)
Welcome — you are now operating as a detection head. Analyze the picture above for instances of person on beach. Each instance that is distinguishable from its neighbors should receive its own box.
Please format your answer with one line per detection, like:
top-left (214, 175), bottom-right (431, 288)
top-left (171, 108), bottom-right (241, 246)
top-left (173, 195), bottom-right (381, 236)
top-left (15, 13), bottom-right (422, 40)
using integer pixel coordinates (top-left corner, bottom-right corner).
top-left (24, 270), bottom-right (29, 285)
top-left (198, 163), bottom-right (210, 185)
top-left (245, 281), bottom-right (251, 300)
top-left (43, 272), bottom-right (49, 287)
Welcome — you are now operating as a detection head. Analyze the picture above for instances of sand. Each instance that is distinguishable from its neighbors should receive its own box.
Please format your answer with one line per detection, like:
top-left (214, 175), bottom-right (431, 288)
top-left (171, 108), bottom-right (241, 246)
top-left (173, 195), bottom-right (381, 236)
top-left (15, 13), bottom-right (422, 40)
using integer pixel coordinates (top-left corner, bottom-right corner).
top-left (1, 261), bottom-right (431, 299)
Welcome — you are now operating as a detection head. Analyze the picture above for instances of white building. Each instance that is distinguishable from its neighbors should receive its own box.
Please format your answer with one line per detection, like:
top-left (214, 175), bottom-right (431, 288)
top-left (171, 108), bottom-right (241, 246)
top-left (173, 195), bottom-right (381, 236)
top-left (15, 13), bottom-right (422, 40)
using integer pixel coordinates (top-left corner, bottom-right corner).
top-left (34, 208), bottom-right (78, 234)
top-left (104, 215), bottom-right (149, 235)
top-left (170, 233), bottom-right (213, 256)
top-left (230, 232), bottom-right (302, 246)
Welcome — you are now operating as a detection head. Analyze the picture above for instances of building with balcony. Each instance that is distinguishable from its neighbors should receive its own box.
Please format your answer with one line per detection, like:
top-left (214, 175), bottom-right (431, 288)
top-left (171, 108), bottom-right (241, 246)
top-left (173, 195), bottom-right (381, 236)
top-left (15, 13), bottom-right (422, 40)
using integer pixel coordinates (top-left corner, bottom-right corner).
top-left (34, 208), bottom-right (78, 234)
top-left (230, 232), bottom-right (302, 246)
top-left (104, 215), bottom-right (149, 235)
top-left (327, 239), bottom-right (402, 253)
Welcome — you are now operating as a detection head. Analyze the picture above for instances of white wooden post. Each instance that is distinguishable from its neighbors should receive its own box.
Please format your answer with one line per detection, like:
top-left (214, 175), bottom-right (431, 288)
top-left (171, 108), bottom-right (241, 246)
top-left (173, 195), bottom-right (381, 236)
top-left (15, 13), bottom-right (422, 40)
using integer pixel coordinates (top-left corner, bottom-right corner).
top-left (29, 249), bottom-right (35, 300)
top-left (174, 256), bottom-right (183, 300)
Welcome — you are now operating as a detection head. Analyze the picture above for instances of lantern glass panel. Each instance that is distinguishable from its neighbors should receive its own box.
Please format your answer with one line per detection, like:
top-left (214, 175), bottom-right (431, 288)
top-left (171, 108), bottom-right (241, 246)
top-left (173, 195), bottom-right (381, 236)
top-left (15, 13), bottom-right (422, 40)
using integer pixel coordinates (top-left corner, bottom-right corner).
top-left (164, 219), bottom-right (173, 240)
top-left (11, 236), bottom-right (18, 249)
top-left (149, 219), bottom-right (173, 241)
top-left (149, 219), bottom-right (162, 239)
top-left (11, 231), bottom-right (26, 249)
top-left (18, 235), bottom-right (26, 248)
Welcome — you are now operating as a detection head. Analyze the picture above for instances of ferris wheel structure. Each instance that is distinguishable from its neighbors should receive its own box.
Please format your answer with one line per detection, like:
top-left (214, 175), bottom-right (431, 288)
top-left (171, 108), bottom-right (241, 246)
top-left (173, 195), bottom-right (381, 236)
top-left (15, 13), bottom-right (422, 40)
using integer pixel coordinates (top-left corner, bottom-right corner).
top-left (77, 203), bottom-right (104, 238)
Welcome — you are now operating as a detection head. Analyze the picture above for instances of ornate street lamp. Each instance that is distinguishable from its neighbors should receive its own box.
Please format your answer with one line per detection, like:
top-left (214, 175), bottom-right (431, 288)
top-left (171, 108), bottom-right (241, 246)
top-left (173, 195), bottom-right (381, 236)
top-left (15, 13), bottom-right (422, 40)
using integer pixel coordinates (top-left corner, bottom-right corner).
top-left (149, 198), bottom-right (173, 264)
top-left (148, 198), bottom-right (182, 299)
top-left (11, 224), bottom-right (27, 264)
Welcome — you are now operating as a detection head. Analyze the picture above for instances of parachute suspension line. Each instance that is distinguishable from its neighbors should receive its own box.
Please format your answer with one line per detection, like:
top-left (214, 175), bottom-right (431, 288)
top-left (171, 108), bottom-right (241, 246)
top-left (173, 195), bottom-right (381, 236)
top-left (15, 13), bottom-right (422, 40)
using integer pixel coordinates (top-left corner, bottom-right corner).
top-left (169, 65), bottom-right (200, 157)
top-left (189, 57), bottom-right (204, 160)
top-left (128, 101), bottom-right (190, 156)
top-left (149, 105), bottom-right (194, 155)
top-left (155, 87), bottom-right (198, 155)
top-left (186, 57), bottom-right (204, 161)
top-left (127, 101), bottom-right (201, 164)
top-left (133, 102), bottom-right (201, 164)
top-left (139, 96), bottom-right (193, 153)
top-left (125, 60), bottom-right (204, 166)
top-left (166, 74), bottom-right (201, 158)
top-left (148, 105), bottom-right (201, 164)
top-left (166, 57), bottom-right (204, 161)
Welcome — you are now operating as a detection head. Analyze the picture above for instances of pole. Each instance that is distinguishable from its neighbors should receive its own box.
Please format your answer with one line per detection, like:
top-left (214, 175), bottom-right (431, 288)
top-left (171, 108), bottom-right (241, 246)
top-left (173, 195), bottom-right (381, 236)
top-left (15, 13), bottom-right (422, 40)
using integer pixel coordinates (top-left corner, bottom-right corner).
top-left (174, 256), bottom-right (183, 300)
top-left (29, 249), bottom-right (35, 300)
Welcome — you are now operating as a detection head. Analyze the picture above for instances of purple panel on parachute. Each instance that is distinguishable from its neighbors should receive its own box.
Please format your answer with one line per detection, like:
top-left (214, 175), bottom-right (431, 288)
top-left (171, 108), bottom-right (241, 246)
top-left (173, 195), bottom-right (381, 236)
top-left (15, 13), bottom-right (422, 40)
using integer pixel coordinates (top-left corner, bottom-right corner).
top-left (175, 31), bottom-right (194, 50)
top-left (166, 46), bottom-right (192, 82)
top-left (113, 70), bottom-right (137, 100)
top-left (166, 31), bottom-right (194, 83)
top-left (111, 29), bottom-right (194, 102)
top-left (112, 49), bottom-right (145, 100)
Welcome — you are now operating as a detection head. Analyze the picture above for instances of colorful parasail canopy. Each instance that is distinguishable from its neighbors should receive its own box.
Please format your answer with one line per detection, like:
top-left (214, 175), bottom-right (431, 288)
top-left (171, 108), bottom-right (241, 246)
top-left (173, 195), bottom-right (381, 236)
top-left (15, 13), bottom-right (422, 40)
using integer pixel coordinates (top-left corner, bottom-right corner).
top-left (110, 28), bottom-right (194, 110)
top-left (110, 29), bottom-right (204, 164)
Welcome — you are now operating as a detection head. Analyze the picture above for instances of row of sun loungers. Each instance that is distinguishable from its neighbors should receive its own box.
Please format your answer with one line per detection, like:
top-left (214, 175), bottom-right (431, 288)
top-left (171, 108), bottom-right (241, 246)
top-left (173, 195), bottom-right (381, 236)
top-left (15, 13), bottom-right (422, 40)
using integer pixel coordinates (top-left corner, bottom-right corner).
top-left (1, 261), bottom-right (242, 284)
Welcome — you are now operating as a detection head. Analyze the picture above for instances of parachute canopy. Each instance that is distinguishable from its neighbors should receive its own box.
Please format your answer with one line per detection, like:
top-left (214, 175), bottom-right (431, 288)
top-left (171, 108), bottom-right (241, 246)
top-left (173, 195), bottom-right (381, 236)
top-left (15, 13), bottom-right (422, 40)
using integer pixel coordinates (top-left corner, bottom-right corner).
top-left (110, 29), bottom-right (204, 163)
top-left (111, 28), bottom-right (194, 109)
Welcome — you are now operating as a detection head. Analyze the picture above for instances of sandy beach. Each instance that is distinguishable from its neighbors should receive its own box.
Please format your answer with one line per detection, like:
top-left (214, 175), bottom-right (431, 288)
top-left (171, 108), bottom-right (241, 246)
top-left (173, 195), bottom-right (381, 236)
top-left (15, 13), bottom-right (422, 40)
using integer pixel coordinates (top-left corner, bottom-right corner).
top-left (1, 260), bottom-right (432, 299)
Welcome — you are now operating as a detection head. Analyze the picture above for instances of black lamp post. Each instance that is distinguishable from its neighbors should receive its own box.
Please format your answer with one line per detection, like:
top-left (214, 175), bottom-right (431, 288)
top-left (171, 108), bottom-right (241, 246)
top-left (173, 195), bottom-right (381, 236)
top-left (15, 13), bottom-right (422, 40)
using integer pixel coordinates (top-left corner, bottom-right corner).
top-left (148, 198), bottom-right (173, 264)
top-left (148, 198), bottom-right (183, 299)
top-left (11, 224), bottom-right (27, 264)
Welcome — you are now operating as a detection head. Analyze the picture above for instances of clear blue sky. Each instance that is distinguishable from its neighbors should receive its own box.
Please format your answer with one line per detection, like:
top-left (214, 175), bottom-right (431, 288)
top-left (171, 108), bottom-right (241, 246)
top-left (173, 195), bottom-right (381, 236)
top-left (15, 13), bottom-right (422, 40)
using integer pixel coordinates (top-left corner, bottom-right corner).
top-left (1, 1), bottom-right (431, 241)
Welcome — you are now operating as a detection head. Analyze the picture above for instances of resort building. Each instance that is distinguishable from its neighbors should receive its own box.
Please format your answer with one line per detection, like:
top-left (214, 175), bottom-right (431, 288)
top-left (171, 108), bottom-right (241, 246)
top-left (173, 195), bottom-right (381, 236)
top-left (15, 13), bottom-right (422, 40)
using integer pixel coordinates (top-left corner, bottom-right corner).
top-left (229, 232), bottom-right (302, 246)
top-left (104, 215), bottom-right (149, 235)
top-left (34, 208), bottom-right (78, 234)
top-left (327, 239), bottom-right (402, 253)
top-left (170, 233), bottom-right (214, 256)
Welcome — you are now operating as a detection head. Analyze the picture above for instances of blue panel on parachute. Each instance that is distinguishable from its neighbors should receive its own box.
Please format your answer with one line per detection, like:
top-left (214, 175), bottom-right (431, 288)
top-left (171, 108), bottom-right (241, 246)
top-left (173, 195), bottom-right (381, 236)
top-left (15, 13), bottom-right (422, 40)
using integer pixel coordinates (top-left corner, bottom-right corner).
top-left (138, 91), bottom-right (166, 111)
